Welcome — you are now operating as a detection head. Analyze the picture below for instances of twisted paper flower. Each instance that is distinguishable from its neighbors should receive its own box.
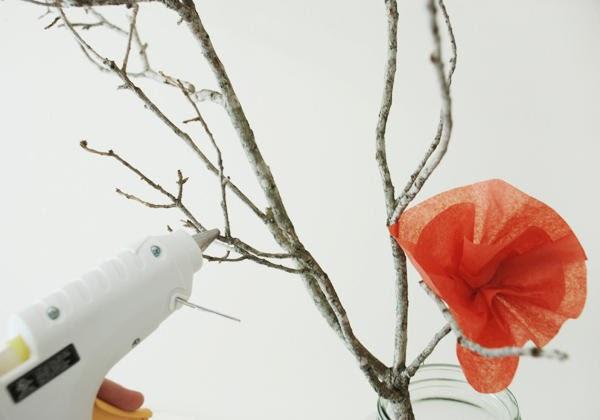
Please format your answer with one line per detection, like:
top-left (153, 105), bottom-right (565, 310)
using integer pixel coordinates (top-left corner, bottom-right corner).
top-left (389, 179), bottom-right (587, 393)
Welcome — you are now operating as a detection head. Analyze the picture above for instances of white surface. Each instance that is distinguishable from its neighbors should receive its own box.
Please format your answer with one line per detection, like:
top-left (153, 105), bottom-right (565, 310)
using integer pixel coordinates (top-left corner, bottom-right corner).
top-left (0, 1), bottom-right (599, 419)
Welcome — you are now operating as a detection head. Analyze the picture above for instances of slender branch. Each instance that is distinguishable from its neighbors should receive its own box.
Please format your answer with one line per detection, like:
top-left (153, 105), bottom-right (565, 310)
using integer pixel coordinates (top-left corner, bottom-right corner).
top-left (402, 323), bottom-right (451, 378)
top-left (177, 80), bottom-right (231, 238)
top-left (116, 188), bottom-right (175, 208)
top-left (176, 169), bottom-right (188, 202)
top-left (66, 21), bottom-right (103, 29)
top-left (389, 0), bottom-right (454, 224)
top-left (205, 253), bottom-right (302, 274)
top-left (373, 0), bottom-right (410, 383)
top-left (59, 9), bottom-right (268, 223)
top-left (375, 0), bottom-right (398, 215)
top-left (174, 2), bottom-right (296, 243)
top-left (224, 237), bottom-right (293, 259)
top-left (115, 68), bottom-right (268, 222)
top-left (62, 8), bottom-right (197, 101)
top-left (131, 23), bottom-right (150, 71)
top-left (22, 0), bottom-right (156, 7)
top-left (21, 0), bottom-right (62, 7)
top-left (437, 0), bottom-right (457, 86)
top-left (80, 140), bottom-right (177, 201)
top-left (390, 241), bottom-right (409, 380)
top-left (397, 0), bottom-right (457, 206)
top-left (60, 9), bottom-right (302, 275)
top-left (419, 282), bottom-right (569, 360)
top-left (80, 140), bottom-right (300, 274)
top-left (121, 3), bottom-right (139, 72)
top-left (44, 16), bottom-right (61, 29)
top-left (297, 258), bottom-right (391, 389)
top-left (87, 8), bottom-right (127, 33)
top-left (76, 43), bottom-right (110, 72)
top-left (204, 254), bottom-right (250, 263)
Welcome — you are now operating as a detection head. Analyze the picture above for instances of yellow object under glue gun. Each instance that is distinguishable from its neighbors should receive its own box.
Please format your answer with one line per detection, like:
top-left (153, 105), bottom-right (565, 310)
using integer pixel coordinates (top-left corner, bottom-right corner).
top-left (0, 229), bottom-right (228, 420)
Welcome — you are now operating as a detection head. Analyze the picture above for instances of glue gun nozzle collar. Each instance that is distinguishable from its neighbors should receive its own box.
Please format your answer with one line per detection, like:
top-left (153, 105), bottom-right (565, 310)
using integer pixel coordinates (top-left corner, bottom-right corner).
top-left (193, 228), bottom-right (220, 252)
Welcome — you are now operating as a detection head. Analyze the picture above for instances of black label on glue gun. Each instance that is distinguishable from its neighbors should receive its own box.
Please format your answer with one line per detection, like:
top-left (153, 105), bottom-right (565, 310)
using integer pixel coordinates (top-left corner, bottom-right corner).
top-left (7, 344), bottom-right (80, 403)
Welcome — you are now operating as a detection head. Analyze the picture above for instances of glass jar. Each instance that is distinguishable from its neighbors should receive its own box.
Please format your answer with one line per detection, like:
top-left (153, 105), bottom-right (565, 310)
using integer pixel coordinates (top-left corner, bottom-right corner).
top-left (376, 364), bottom-right (520, 420)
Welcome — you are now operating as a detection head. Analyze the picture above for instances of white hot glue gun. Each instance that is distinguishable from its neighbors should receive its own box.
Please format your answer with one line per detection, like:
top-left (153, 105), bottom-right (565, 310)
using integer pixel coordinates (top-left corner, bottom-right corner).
top-left (0, 229), bottom-right (227, 420)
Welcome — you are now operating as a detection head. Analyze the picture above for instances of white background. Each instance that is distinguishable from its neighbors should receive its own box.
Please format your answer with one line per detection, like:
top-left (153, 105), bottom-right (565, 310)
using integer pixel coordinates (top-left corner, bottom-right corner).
top-left (1, 0), bottom-right (599, 419)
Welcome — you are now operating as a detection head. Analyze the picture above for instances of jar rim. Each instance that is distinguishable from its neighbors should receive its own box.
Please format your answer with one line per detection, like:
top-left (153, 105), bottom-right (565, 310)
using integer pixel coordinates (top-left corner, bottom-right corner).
top-left (377, 364), bottom-right (520, 420)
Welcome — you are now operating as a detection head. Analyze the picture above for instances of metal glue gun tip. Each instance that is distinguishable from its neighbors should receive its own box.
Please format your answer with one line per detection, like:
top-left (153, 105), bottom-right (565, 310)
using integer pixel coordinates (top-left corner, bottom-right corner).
top-left (193, 228), bottom-right (220, 252)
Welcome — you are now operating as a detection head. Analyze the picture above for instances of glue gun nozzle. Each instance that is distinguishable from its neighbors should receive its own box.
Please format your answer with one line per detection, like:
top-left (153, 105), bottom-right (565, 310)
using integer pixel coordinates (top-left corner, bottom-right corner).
top-left (193, 228), bottom-right (220, 252)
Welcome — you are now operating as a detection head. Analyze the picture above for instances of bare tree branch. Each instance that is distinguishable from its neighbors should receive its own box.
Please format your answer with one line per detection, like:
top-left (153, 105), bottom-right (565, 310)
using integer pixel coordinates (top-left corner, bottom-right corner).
top-left (396, 0), bottom-right (457, 211)
top-left (79, 140), bottom-right (301, 274)
top-left (402, 323), bottom-right (451, 378)
top-left (58, 7), bottom-right (268, 224)
top-left (44, 15), bottom-right (60, 29)
top-left (59, 8), bottom-right (198, 100)
top-left (177, 79), bottom-right (231, 239)
top-left (389, 0), bottom-right (454, 224)
top-left (22, 0), bottom-right (156, 7)
top-left (372, 0), bottom-right (411, 383)
top-left (121, 3), bottom-right (138, 72)
top-left (375, 0), bottom-right (398, 215)
top-left (176, 169), bottom-right (187, 202)
top-left (224, 237), bottom-right (293, 259)
top-left (116, 187), bottom-right (176, 208)
top-left (80, 140), bottom-right (177, 200)
top-left (390, 242), bottom-right (409, 381)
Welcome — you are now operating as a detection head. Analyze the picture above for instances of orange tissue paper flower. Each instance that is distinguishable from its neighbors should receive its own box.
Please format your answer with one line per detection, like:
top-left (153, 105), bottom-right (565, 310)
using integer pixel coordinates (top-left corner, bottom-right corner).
top-left (389, 179), bottom-right (587, 393)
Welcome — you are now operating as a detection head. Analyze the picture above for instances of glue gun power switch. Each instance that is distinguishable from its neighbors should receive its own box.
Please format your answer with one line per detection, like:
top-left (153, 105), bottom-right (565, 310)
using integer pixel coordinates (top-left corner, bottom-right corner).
top-left (0, 229), bottom-right (220, 420)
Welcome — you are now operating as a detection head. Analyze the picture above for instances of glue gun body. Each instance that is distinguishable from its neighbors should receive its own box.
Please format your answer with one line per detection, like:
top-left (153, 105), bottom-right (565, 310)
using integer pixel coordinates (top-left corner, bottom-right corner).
top-left (0, 230), bottom-right (211, 420)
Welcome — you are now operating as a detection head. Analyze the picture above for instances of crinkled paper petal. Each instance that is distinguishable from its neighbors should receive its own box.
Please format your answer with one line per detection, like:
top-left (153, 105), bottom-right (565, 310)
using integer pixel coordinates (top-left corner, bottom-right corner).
top-left (389, 179), bottom-right (587, 392)
top-left (457, 344), bottom-right (519, 393)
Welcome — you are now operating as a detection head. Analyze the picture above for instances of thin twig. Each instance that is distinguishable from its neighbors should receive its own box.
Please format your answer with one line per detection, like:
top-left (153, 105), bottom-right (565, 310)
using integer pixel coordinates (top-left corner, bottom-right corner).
top-left (23, 0), bottom-right (156, 7)
top-left (375, 0), bottom-right (398, 215)
top-left (177, 79), bottom-right (231, 238)
top-left (396, 0), bottom-right (457, 208)
top-left (87, 8), bottom-right (127, 34)
top-left (204, 254), bottom-right (249, 263)
top-left (390, 241), bottom-right (409, 381)
top-left (80, 140), bottom-right (177, 200)
top-left (389, 0), bottom-right (454, 224)
top-left (116, 188), bottom-right (175, 208)
top-left (122, 3), bottom-right (139, 72)
top-left (176, 169), bottom-right (188, 202)
top-left (223, 237), bottom-right (293, 259)
top-left (44, 16), bottom-right (60, 29)
top-left (70, 8), bottom-right (198, 96)
top-left (80, 140), bottom-right (300, 274)
top-left (402, 323), bottom-right (451, 378)
top-left (373, 0), bottom-right (410, 383)
top-left (205, 253), bottom-right (302, 273)
top-left (437, 0), bottom-right (457, 86)
top-left (59, 11), bottom-right (295, 272)
top-left (59, 10), bottom-right (267, 222)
